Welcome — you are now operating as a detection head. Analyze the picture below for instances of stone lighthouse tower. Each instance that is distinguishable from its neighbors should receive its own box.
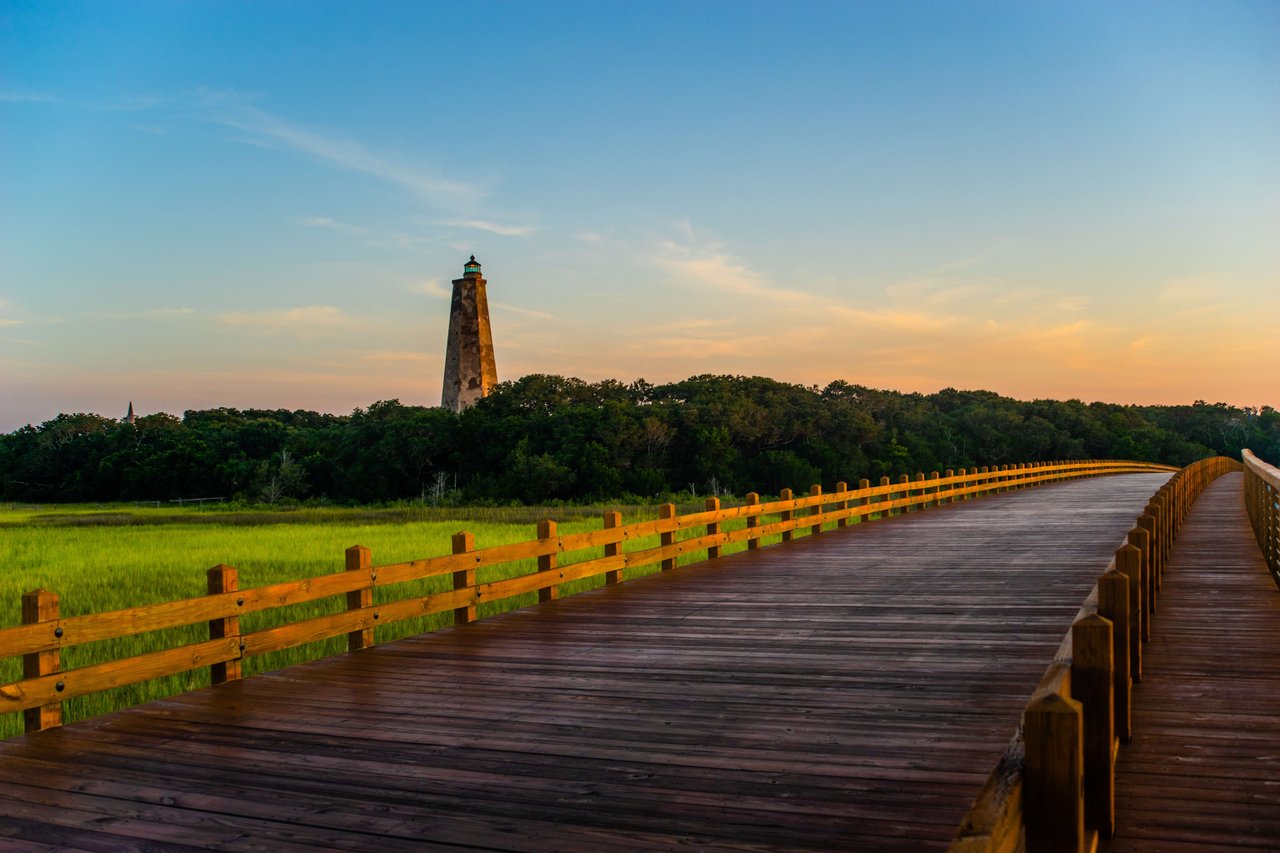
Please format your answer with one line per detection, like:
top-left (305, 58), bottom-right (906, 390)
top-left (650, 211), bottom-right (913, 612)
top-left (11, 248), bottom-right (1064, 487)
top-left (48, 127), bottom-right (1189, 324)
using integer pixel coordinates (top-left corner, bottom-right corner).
top-left (441, 255), bottom-right (498, 412)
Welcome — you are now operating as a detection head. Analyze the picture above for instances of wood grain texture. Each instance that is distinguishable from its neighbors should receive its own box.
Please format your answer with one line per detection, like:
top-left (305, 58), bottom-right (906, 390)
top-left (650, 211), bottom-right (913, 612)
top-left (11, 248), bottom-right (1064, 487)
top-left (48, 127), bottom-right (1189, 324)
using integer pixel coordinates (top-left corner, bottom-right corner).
top-left (1103, 472), bottom-right (1280, 851)
top-left (0, 474), bottom-right (1172, 851)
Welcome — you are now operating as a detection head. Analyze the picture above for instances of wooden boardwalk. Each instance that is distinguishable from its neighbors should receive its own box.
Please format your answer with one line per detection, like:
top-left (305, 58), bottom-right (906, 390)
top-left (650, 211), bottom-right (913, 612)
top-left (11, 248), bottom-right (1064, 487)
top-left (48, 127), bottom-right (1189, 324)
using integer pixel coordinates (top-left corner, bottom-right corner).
top-left (0, 474), bottom-right (1172, 851)
top-left (1104, 472), bottom-right (1280, 851)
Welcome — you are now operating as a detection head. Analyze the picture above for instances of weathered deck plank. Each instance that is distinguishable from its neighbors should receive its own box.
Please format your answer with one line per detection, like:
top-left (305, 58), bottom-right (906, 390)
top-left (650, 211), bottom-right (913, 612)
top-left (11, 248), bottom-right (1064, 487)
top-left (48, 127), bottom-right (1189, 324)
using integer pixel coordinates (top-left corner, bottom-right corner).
top-left (0, 474), bottom-right (1171, 851)
top-left (1104, 472), bottom-right (1280, 851)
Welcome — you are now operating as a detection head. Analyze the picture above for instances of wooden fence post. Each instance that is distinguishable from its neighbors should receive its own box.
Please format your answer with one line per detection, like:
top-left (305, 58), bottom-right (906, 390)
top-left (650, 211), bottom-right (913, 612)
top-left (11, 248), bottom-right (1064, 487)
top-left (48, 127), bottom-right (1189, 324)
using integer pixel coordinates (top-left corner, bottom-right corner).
top-left (1025, 692), bottom-right (1086, 853)
top-left (860, 478), bottom-right (871, 518)
top-left (835, 481), bottom-right (849, 528)
top-left (705, 497), bottom-right (721, 559)
top-left (809, 485), bottom-right (822, 535)
top-left (944, 470), bottom-right (954, 504)
top-left (345, 545), bottom-right (373, 652)
top-left (452, 532), bottom-right (477, 624)
top-left (1116, 544), bottom-right (1143, 682)
top-left (1144, 503), bottom-right (1164, 590)
top-left (897, 475), bottom-right (910, 515)
top-left (207, 564), bottom-right (241, 684)
top-left (1152, 494), bottom-right (1170, 579)
top-left (21, 589), bottom-right (61, 733)
top-left (958, 469), bottom-right (968, 501)
top-left (1155, 496), bottom-right (1171, 584)
top-left (660, 503), bottom-right (677, 570)
top-left (780, 489), bottom-right (794, 541)
top-left (1129, 525), bottom-right (1153, 640)
top-left (1138, 514), bottom-right (1158, 614)
top-left (603, 512), bottom-right (623, 584)
top-left (878, 477), bottom-right (890, 518)
top-left (745, 493), bottom-right (761, 550)
top-left (1097, 569), bottom-right (1132, 741)
top-left (537, 519), bottom-right (558, 602)
top-left (1072, 614), bottom-right (1116, 839)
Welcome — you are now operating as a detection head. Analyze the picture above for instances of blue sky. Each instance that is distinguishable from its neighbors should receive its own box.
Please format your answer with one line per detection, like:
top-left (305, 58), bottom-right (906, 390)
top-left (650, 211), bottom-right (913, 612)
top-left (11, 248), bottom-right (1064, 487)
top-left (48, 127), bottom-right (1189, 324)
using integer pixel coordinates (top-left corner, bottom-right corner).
top-left (2, 1), bottom-right (1277, 430)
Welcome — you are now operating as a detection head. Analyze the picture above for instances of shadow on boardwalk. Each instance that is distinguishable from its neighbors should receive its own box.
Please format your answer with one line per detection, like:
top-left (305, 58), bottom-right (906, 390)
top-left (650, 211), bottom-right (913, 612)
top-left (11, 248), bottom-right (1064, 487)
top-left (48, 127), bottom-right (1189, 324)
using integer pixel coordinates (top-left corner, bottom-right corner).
top-left (0, 474), bottom-right (1172, 851)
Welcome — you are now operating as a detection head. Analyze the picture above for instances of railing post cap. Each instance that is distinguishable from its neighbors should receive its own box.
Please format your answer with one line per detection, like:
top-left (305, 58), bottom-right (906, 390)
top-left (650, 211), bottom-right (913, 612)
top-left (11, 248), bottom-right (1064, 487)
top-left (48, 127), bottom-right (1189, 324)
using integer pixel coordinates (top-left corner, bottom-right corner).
top-left (1027, 691), bottom-right (1082, 716)
top-left (1074, 612), bottom-right (1112, 629)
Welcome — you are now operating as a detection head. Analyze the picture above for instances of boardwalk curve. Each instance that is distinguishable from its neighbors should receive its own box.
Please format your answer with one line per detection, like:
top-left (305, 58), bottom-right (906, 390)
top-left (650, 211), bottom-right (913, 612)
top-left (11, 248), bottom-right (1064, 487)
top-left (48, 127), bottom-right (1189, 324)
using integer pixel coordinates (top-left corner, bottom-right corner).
top-left (0, 474), bottom-right (1171, 851)
top-left (1103, 471), bottom-right (1280, 851)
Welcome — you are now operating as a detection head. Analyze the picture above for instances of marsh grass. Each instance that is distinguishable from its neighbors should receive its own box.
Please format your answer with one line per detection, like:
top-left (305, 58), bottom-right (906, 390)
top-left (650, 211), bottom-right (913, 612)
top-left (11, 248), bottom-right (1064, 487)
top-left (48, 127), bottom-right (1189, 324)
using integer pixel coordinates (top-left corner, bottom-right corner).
top-left (0, 500), bottom-right (798, 739)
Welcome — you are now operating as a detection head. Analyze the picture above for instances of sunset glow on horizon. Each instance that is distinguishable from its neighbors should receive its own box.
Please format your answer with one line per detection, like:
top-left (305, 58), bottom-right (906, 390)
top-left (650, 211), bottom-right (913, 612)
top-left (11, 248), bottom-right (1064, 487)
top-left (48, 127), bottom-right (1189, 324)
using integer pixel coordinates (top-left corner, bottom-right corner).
top-left (3, 1), bottom-right (1277, 430)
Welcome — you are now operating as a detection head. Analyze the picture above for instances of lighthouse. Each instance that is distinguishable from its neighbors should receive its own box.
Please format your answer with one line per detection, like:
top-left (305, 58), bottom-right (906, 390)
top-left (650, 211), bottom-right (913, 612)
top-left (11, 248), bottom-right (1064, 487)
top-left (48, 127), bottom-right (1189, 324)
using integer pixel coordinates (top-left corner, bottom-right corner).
top-left (440, 255), bottom-right (498, 412)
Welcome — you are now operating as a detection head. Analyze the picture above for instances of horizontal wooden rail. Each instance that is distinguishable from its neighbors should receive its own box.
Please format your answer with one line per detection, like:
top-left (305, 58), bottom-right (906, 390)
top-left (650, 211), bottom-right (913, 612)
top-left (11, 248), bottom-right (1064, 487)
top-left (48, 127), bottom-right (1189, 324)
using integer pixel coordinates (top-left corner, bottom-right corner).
top-left (951, 455), bottom-right (1240, 853)
top-left (2, 459), bottom-right (1175, 734)
top-left (1242, 449), bottom-right (1280, 587)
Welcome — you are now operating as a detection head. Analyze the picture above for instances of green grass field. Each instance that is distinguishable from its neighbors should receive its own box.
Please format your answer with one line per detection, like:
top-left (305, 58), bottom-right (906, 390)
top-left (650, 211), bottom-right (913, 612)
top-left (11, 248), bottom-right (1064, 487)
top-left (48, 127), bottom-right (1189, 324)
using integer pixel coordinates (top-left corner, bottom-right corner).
top-left (0, 499), bottom-right (786, 739)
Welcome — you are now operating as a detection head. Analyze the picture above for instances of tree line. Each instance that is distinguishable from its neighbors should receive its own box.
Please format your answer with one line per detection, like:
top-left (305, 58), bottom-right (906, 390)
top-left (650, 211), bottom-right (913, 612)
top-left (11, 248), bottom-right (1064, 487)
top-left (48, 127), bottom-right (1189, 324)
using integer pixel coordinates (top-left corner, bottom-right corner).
top-left (2, 374), bottom-right (1276, 505)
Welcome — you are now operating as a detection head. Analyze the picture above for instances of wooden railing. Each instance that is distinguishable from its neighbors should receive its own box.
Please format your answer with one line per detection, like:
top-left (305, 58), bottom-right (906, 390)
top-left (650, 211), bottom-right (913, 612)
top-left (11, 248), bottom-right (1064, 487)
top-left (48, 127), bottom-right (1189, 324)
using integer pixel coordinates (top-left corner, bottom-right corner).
top-left (2, 459), bottom-right (1174, 736)
top-left (951, 455), bottom-right (1241, 853)
top-left (1242, 449), bottom-right (1280, 587)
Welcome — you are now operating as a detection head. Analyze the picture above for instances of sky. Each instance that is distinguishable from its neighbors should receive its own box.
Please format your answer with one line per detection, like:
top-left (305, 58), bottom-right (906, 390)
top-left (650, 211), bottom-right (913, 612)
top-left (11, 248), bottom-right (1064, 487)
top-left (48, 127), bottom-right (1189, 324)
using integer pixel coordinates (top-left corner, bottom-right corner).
top-left (2, 1), bottom-right (1277, 431)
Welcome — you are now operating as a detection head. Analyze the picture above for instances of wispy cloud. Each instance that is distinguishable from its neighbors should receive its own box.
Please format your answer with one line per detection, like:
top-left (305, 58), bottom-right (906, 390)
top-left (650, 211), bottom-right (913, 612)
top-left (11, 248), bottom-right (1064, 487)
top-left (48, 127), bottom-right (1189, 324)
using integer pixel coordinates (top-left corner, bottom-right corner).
top-left (491, 301), bottom-right (554, 320)
top-left (198, 90), bottom-right (482, 203)
top-left (439, 218), bottom-right (535, 237)
top-left (826, 304), bottom-right (959, 334)
top-left (883, 279), bottom-right (994, 308)
top-left (101, 307), bottom-right (197, 320)
top-left (301, 215), bottom-right (437, 250)
top-left (216, 305), bottom-right (363, 337)
top-left (643, 334), bottom-right (773, 360)
top-left (1159, 275), bottom-right (1217, 303)
top-left (410, 279), bottom-right (452, 299)
top-left (657, 238), bottom-right (809, 303)
top-left (0, 88), bottom-right (163, 111)
top-left (361, 350), bottom-right (435, 364)
top-left (0, 89), bottom-right (59, 104)
top-left (0, 298), bottom-right (65, 328)
top-left (300, 216), bottom-right (368, 236)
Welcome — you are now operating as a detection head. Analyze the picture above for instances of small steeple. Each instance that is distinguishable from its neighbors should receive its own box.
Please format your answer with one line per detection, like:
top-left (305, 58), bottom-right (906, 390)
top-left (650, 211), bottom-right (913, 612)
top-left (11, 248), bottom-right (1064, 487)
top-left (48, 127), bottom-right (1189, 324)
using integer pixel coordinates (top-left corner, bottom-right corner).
top-left (126, 402), bottom-right (136, 425)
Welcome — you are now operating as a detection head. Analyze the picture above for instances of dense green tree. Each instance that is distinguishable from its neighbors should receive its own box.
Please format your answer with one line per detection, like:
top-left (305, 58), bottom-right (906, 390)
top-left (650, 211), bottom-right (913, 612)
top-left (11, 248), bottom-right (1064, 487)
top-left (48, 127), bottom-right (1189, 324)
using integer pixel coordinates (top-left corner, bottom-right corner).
top-left (2, 375), bottom-right (1275, 504)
